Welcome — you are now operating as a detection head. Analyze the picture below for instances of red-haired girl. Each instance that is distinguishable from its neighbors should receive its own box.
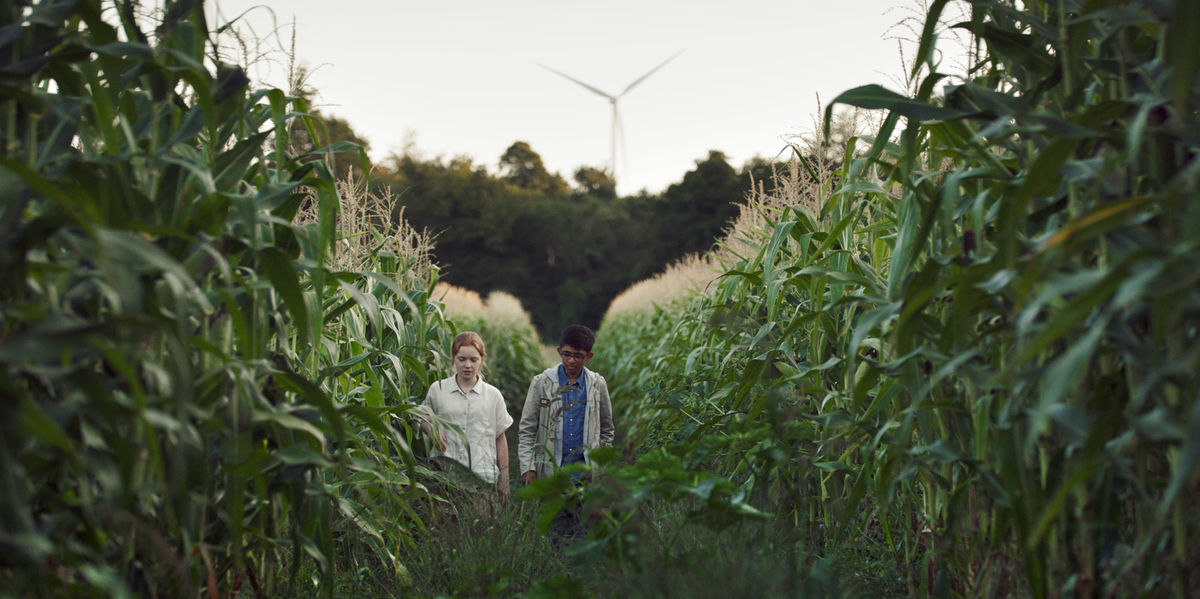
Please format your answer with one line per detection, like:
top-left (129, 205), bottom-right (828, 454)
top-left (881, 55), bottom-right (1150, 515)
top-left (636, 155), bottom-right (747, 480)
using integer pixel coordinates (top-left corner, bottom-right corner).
top-left (420, 332), bottom-right (513, 501)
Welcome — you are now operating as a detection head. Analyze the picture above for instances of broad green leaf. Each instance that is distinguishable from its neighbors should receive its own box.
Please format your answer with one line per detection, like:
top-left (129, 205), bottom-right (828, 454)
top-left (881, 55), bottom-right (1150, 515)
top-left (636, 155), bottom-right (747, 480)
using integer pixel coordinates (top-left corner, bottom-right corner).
top-left (1157, 391), bottom-right (1200, 521)
top-left (258, 246), bottom-right (310, 348)
top-left (213, 131), bottom-right (269, 190)
top-left (829, 84), bottom-right (970, 123)
top-left (274, 446), bottom-right (332, 468)
top-left (19, 398), bottom-right (75, 455)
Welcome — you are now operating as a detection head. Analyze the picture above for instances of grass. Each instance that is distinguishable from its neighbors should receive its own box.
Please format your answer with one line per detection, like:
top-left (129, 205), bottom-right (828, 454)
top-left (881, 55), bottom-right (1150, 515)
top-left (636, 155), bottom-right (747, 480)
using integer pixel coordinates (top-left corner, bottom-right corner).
top-left (269, 501), bottom-right (567, 598)
top-left (262, 491), bottom-right (909, 599)
top-left (584, 501), bottom-right (907, 599)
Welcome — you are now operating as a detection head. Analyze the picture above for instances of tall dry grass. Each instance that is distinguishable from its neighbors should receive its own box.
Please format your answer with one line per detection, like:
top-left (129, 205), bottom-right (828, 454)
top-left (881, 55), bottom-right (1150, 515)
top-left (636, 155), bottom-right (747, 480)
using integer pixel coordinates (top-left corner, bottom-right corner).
top-left (433, 282), bottom-right (488, 318)
top-left (434, 283), bottom-right (541, 329)
top-left (603, 253), bottom-right (722, 316)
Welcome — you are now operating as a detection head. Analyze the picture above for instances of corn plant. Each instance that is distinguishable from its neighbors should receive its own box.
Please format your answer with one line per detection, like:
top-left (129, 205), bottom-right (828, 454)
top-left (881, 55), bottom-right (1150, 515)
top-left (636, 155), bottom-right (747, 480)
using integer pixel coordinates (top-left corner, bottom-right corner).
top-left (596, 0), bottom-right (1200, 597)
top-left (0, 2), bottom-right (448, 597)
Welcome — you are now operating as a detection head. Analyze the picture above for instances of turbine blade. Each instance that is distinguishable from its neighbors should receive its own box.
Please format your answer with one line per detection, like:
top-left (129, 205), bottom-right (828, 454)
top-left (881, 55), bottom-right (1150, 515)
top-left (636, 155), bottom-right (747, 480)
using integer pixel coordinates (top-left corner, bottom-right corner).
top-left (618, 49), bottom-right (683, 97)
top-left (538, 64), bottom-right (615, 100)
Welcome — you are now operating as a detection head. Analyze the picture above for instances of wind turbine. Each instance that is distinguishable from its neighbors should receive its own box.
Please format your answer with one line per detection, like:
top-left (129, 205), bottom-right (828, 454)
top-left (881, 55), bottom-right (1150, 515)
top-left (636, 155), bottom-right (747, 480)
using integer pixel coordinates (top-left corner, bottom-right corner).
top-left (540, 51), bottom-right (683, 186)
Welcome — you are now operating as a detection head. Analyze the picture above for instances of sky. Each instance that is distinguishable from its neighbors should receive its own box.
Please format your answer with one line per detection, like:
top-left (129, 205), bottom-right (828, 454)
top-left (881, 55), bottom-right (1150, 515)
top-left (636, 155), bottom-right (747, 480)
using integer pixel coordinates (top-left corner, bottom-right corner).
top-left (210, 0), bottom-right (921, 195)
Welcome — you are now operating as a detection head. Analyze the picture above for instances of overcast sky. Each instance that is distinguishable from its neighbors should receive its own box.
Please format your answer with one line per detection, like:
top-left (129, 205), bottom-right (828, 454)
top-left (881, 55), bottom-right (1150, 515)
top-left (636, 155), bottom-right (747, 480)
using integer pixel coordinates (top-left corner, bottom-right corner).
top-left (210, 0), bottom-right (919, 195)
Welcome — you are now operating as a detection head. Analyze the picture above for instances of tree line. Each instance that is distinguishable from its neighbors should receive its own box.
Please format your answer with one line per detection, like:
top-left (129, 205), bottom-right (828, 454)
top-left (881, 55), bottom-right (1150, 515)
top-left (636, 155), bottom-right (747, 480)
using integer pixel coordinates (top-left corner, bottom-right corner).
top-left (363, 140), bottom-right (784, 340)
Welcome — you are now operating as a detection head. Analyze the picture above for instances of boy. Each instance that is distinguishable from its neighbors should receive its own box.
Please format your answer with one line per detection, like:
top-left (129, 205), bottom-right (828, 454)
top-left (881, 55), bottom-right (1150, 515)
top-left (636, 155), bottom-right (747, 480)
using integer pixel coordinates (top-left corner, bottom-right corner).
top-left (517, 325), bottom-right (615, 485)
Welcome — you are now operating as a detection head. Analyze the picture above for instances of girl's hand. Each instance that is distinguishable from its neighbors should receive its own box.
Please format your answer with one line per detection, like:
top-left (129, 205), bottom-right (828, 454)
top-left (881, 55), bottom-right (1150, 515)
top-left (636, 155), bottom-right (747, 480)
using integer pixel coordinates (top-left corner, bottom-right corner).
top-left (419, 421), bottom-right (446, 452)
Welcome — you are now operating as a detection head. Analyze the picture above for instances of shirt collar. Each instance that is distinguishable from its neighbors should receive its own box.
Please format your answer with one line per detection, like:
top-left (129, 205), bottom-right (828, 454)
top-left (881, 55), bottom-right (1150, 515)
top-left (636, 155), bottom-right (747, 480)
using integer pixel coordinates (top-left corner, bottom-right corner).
top-left (556, 365), bottom-right (587, 387)
top-left (453, 375), bottom-right (483, 396)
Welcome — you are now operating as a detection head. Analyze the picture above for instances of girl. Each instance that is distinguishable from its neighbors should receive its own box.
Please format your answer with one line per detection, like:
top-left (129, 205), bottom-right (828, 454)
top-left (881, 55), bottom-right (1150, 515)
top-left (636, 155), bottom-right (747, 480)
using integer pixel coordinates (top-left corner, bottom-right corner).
top-left (420, 332), bottom-right (513, 501)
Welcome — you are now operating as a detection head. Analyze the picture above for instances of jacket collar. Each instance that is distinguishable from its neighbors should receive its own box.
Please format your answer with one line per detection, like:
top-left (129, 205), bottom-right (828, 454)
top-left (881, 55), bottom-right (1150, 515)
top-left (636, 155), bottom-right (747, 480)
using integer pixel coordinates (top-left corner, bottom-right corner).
top-left (542, 365), bottom-right (593, 388)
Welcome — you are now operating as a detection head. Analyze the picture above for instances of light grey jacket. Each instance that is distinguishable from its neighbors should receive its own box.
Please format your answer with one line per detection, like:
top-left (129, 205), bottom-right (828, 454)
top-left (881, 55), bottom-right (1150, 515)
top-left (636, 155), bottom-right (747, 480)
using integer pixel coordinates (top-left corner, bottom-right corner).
top-left (517, 366), bottom-right (615, 479)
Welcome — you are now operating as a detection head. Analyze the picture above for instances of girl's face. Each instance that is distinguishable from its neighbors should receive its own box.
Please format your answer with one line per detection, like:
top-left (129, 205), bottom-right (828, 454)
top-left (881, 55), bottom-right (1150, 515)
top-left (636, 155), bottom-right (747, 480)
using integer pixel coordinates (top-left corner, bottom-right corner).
top-left (454, 345), bottom-right (483, 380)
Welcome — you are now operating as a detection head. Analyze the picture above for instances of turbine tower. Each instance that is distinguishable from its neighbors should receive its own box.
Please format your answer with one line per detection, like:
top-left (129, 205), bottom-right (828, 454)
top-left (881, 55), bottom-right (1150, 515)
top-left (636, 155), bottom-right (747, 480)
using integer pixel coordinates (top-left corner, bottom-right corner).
top-left (540, 51), bottom-right (683, 185)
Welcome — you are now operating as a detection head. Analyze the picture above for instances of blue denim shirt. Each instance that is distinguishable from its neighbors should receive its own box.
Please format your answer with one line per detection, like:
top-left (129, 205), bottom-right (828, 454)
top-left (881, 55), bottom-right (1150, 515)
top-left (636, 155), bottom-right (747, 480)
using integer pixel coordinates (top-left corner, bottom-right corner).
top-left (557, 365), bottom-right (587, 466)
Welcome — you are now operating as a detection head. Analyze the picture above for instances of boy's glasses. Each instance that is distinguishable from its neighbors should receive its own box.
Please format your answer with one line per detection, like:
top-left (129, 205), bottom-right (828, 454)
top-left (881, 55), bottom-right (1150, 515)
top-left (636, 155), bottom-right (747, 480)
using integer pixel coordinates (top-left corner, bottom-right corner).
top-left (558, 350), bottom-right (588, 361)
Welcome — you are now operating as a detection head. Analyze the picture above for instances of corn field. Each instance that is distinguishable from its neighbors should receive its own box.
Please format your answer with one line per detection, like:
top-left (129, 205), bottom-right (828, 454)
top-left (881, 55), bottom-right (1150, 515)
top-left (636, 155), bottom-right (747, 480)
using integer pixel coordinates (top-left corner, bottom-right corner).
top-left (0, 2), bottom-right (508, 597)
top-left (592, 0), bottom-right (1200, 597)
top-left (3, 0), bottom-right (1200, 598)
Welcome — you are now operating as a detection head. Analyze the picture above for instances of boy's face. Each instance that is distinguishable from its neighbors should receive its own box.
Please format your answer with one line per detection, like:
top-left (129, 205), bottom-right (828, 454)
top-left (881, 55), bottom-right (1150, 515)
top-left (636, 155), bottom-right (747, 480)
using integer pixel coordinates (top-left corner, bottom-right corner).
top-left (557, 344), bottom-right (593, 379)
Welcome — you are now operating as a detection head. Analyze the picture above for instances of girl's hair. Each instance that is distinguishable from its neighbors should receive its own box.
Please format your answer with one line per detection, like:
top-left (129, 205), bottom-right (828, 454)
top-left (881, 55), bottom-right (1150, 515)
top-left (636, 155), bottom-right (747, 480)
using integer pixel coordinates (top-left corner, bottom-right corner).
top-left (451, 331), bottom-right (487, 369)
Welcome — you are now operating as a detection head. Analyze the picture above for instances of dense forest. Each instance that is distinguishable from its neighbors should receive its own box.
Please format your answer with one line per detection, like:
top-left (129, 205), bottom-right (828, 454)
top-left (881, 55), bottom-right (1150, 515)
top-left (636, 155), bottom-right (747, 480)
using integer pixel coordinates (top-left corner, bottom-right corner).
top-left (371, 142), bottom-right (779, 340)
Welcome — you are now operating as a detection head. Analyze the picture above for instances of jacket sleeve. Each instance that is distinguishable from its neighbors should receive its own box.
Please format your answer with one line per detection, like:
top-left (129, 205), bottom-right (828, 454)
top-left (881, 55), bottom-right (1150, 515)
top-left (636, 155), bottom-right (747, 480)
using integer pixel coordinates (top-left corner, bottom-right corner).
top-left (517, 375), bottom-right (542, 475)
top-left (596, 376), bottom-right (615, 448)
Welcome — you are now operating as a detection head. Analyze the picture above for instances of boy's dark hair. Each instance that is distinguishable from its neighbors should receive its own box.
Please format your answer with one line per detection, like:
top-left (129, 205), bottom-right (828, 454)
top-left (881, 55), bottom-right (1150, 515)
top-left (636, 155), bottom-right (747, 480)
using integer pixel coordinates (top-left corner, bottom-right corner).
top-left (559, 325), bottom-right (595, 352)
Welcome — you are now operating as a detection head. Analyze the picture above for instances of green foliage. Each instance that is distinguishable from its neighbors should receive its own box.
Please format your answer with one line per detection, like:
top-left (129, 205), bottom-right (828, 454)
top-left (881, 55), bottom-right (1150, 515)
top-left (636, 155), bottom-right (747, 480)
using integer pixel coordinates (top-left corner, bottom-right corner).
top-left (596, 1), bottom-right (1200, 597)
top-left (267, 496), bottom-right (566, 599)
top-left (573, 165), bottom-right (617, 201)
top-left (270, 490), bottom-right (888, 599)
top-left (0, 2), bottom-right (451, 596)
top-left (500, 141), bottom-right (569, 196)
top-left (379, 148), bottom-right (661, 339)
top-left (655, 150), bottom-right (747, 263)
top-left (379, 144), bottom-right (773, 340)
top-left (514, 442), bottom-right (902, 599)
top-left (290, 110), bottom-right (370, 182)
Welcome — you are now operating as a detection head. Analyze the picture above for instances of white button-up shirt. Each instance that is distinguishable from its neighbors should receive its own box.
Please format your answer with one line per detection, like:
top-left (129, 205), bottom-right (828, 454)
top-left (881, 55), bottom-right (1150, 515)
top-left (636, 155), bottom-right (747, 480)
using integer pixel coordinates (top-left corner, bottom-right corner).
top-left (422, 375), bottom-right (513, 484)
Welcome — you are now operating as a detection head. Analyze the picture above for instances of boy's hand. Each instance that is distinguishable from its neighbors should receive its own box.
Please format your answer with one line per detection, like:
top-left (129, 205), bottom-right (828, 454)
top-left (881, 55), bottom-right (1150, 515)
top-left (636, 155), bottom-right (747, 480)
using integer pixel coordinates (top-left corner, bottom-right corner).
top-left (521, 471), bottom-right (536, 485)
